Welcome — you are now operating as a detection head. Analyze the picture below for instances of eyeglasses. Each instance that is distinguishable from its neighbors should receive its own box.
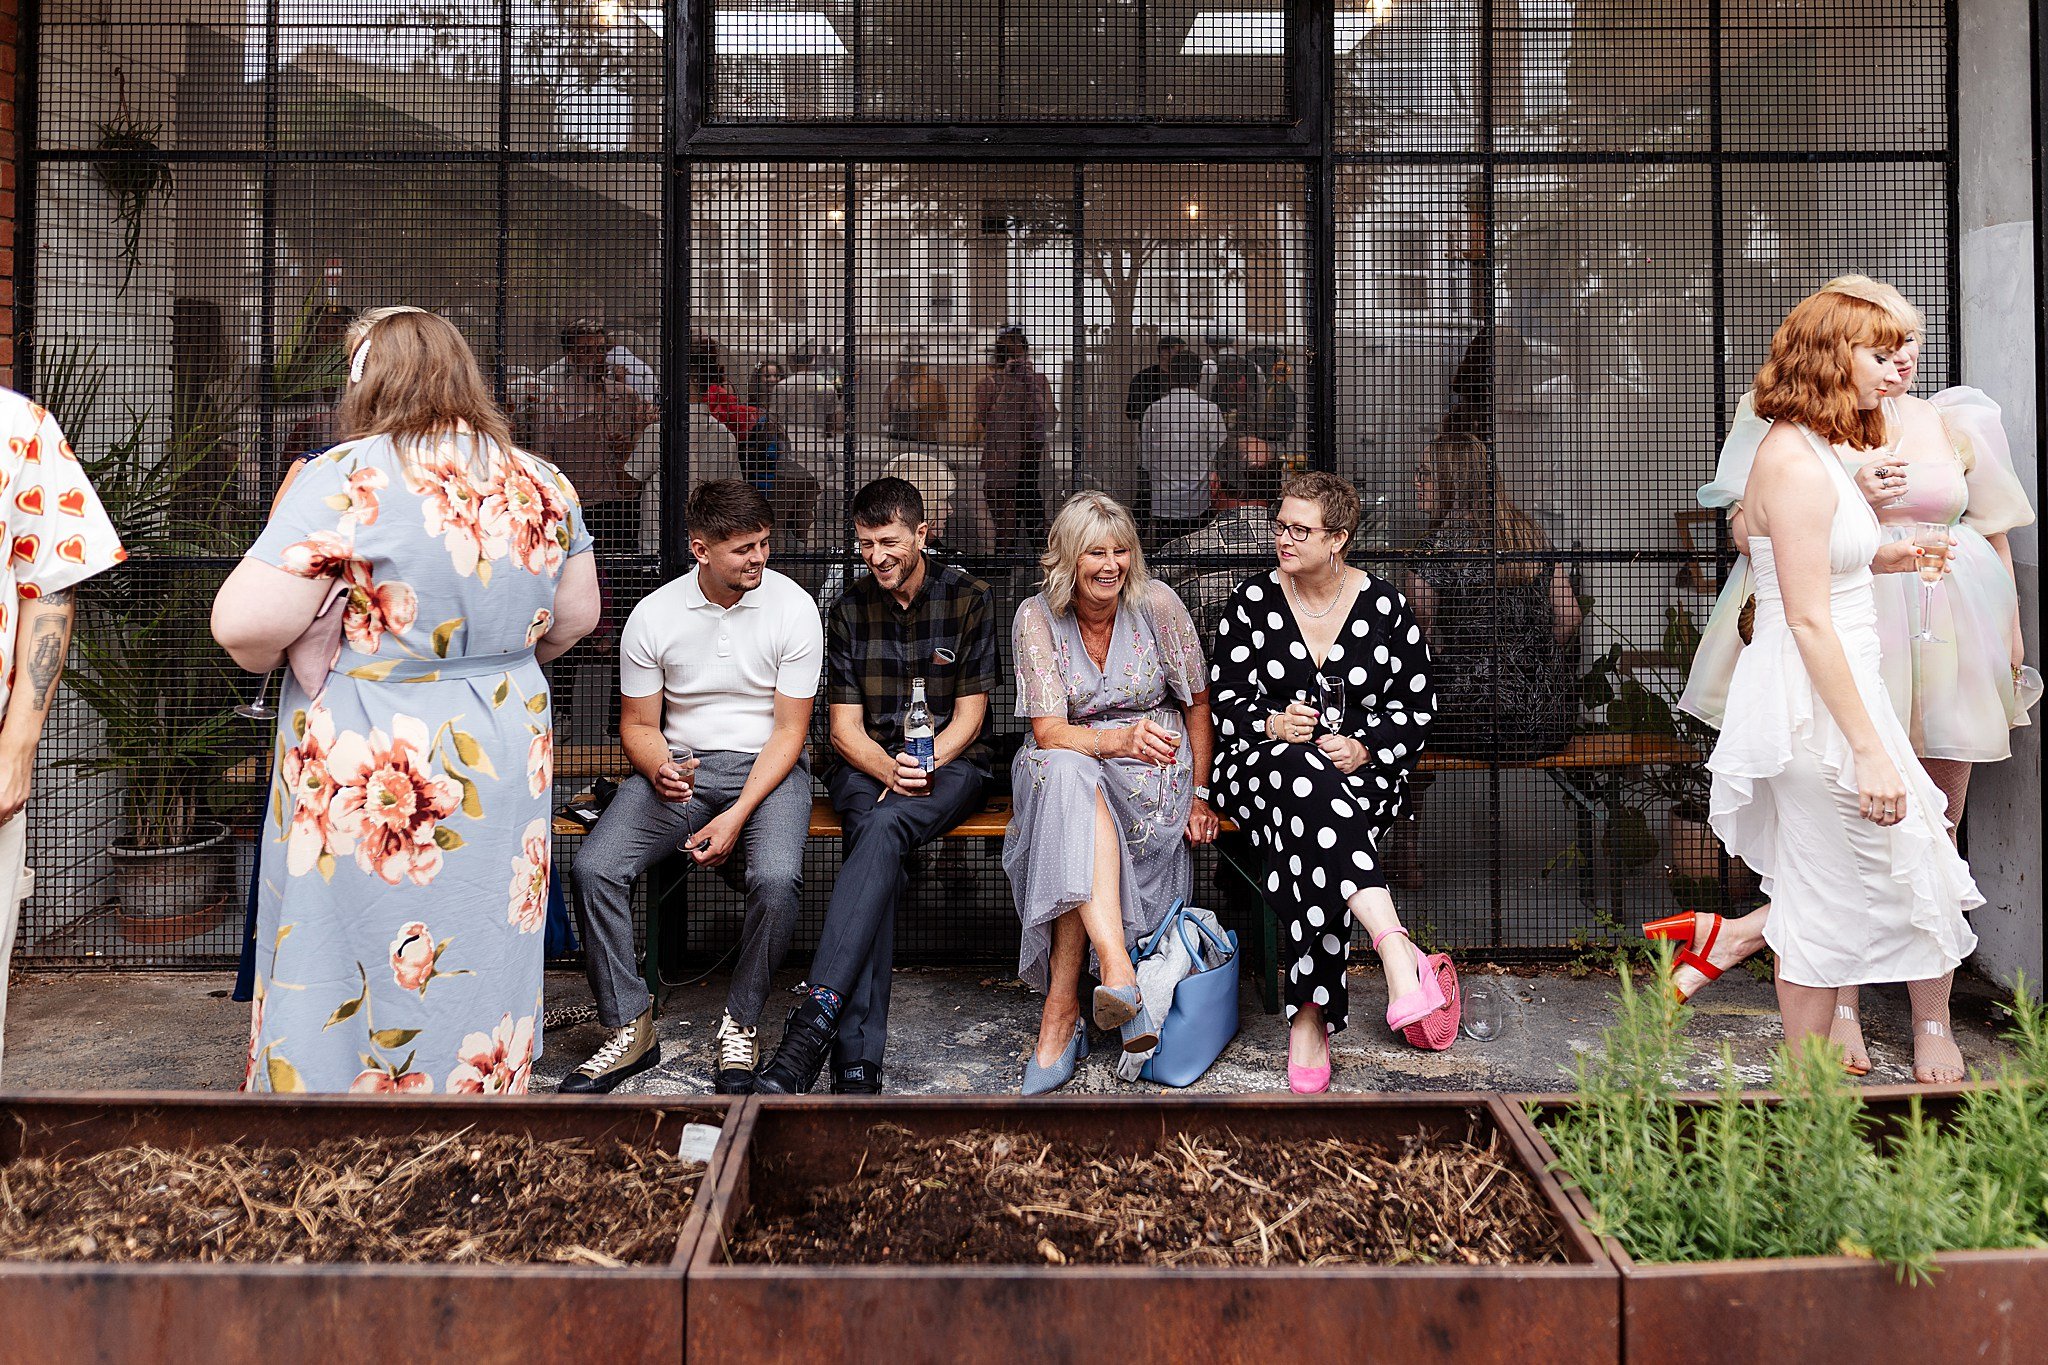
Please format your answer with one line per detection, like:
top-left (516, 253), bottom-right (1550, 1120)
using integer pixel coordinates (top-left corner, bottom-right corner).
top-left (1271, 519), bottom-right (1330, 543)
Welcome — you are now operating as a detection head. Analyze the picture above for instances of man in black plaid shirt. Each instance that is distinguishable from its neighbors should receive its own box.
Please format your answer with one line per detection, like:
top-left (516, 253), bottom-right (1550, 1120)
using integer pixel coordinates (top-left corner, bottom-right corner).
top-left (756, 477), bottom-right (997, 1094)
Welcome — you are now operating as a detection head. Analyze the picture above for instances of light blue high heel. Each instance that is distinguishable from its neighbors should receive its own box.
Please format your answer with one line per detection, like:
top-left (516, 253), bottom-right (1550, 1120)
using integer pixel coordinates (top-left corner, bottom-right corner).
top-left (1092, 982), bottom-right (1142, 1029)
top-left (1021, 1019), bottom-right (1089, 1096)
top-left (1119, 1000), bottom-right (1160, 1054)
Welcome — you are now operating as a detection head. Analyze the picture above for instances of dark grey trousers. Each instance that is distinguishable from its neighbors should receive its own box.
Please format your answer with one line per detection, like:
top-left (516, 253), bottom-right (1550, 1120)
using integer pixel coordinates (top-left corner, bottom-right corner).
top-left (571, 750), bottom-right (811, 1029)
top-left (810, 761), bottom-right (988, 1067)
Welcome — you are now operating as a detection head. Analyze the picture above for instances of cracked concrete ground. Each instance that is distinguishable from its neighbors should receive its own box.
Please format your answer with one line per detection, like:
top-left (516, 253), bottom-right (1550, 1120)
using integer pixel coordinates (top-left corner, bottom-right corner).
top-left (0, 961), bottom-right (2017, 1096)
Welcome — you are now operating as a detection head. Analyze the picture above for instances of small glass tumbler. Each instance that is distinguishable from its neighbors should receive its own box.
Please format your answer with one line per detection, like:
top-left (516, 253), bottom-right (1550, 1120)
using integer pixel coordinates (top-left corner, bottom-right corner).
top-left (1461, 979), bottom-right (1509, 1043)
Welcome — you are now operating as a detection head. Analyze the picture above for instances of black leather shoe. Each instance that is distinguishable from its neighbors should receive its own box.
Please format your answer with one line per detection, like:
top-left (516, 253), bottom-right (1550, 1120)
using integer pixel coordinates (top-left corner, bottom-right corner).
top-left (712, 1012), bottom-right (756, 1094)
top-left (753, 997), bottom-right (836, 1095)
top-left (831, 1060), bottom-right (883, 1094)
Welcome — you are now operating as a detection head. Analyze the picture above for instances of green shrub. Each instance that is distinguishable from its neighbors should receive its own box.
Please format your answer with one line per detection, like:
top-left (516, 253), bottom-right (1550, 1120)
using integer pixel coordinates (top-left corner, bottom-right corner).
top-left (1537, 957), bottom-right (2048, 1283)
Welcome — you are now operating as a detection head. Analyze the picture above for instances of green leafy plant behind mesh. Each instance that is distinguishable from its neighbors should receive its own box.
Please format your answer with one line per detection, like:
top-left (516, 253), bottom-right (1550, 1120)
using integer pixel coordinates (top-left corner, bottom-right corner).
top-left (1539, 961), bottom-right (2048, 1283)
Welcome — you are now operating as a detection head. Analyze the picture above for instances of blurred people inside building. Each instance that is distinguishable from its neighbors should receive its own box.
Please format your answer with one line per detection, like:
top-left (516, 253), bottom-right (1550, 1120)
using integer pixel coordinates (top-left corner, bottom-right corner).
top-left (628, 337), bottom-right (746, 557)
top-left (766, 342), bottom-right (843, 439)
top-left (884, 343), bottom-right (951, 445)
top-left (529, 318), bottom-right (658, 560)
top-left (1202, 330), bottom-right (1259, 424)
top-left (1139, 350), bottom-right (1228, 541)
top-left (976, 325), bottom-right (1055, 556)
top-left (1156, 431), bottom-right (1285, 638)
top-left (1124, 335), bottom-right (1188, 424)
top-left (1247, 345), bottom-right (1296, 446)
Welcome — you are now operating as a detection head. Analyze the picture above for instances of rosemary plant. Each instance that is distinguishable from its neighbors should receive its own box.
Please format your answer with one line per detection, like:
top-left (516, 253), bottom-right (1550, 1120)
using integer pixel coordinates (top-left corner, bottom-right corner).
top-left (1539, 960), bottom-right (2048, 1283)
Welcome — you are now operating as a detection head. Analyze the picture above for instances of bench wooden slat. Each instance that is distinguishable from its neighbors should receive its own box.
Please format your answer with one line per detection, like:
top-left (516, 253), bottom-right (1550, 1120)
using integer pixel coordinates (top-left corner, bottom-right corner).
top-left (291, 730), bottom-right (1708, 836)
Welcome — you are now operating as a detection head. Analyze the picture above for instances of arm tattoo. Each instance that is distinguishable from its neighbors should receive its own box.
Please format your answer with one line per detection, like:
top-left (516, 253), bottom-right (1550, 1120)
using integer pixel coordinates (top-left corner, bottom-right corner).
top-left (39, 586), bottom-right (74, 606)
top-left (26, 619), bottom-right (66, 710)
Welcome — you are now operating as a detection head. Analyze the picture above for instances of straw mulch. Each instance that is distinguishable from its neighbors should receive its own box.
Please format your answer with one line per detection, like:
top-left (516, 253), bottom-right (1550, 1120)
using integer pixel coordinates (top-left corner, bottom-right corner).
top-left (0, 1129), bottom-right (702, 1267)
top-left (732, 1125), bottom-right (1567, 1266)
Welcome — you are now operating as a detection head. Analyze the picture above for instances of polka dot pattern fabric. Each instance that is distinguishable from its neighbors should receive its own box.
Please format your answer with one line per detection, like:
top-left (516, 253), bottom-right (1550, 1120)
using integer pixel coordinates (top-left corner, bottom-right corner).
top-left (1209, 570), bottom-right (1434, 1031)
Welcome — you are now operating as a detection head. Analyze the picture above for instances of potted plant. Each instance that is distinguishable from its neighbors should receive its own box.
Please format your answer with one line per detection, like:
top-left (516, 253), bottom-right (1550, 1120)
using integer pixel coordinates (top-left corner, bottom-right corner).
top-left (39, 342), bottom-right (252, 933)
top-left (1568, 601), bottom-right (1758, 918)
top-left (1517, 961), bottom-right (2048, 1361)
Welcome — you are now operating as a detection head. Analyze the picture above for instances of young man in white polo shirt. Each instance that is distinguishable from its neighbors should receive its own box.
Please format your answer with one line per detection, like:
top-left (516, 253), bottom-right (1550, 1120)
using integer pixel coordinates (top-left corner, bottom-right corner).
top-left (564, 480), bottom-right (823, 1094)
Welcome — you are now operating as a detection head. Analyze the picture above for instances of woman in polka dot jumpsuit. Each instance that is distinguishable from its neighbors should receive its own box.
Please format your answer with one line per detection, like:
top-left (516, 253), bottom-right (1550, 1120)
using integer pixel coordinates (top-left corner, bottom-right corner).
top-left (1210, 472), bottom-right (1451, 1090)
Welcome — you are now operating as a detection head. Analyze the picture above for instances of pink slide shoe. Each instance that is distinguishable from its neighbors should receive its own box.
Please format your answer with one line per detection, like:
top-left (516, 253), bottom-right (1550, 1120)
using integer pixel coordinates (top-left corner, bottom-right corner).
top-left (1373, 927), bottom-right (1446, 1033)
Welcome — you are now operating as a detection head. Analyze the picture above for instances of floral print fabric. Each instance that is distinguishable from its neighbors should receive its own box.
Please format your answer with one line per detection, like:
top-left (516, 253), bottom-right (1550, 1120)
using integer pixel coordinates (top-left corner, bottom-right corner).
top-left (240, 433), bottom-right (590, 1094)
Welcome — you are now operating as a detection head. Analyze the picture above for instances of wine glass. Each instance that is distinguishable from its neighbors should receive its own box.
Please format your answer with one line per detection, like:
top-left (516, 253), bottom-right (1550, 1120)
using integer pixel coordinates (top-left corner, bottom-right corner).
top-left (1316, 672), bottom-right (1345, 734)
top-left (234, 669), bottom-right (280, 722)
top-left (665, 743), bottom-right (696, 805)
top-left (1461, 979), bottom-right (1509, 1043)
top-left (1913, 522), bottom-right (1951, 644)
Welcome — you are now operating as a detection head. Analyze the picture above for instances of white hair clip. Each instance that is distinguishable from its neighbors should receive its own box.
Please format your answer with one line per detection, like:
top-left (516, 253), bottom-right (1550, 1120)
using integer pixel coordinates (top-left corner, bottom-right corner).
top-left (349, 338), bottom-right (373, 385)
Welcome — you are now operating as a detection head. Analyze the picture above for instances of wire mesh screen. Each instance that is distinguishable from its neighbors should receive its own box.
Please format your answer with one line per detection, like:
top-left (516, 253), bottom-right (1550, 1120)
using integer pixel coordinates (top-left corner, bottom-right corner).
top-left (707, 0), bottom-right (1290, 122)
top-left (24, 3), bottom-right (1956, 968)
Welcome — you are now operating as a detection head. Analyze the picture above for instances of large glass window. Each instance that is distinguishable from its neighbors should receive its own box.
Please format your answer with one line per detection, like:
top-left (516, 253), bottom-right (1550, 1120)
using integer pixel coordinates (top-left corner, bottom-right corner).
top-left (27, 1), bottom-right (1957, 964)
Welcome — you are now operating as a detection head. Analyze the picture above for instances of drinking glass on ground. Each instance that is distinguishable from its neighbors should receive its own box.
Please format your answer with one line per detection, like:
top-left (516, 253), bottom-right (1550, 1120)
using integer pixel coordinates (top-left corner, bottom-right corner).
top-left (234, 669), bottom-right (281, 722)
top-left (1913, 522), bottom-right (1952, 644)
top-left (1461, 979), bottom-right (1509, 1043)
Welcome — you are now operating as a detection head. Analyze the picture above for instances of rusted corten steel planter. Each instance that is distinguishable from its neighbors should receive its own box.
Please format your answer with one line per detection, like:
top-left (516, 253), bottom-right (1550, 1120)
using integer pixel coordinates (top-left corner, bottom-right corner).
top-left (1512, 1084), bottom-right (2048, 1364)
top-left (0, 1092), bottom-right (737, 1365)
top-left (689, 1095), bottom-right (1620, 1365)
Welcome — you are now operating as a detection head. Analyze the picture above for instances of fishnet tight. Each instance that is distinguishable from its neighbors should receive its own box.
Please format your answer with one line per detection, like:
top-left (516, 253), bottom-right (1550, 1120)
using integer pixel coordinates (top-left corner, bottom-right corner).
top-left (1831, 759), bottom-right (1972, 1079)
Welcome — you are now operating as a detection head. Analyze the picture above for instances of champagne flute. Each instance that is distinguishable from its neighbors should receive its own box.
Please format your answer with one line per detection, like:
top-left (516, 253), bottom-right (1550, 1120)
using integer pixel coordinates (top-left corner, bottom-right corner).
top-left (1913, 522), bottom-right (1951, 644)
top-left (665, 743), bottom-right (696, 805)
top-left (234, 669), bottom-right (280, 722)
top-left (1317, 671), bottom-right (1346, 734)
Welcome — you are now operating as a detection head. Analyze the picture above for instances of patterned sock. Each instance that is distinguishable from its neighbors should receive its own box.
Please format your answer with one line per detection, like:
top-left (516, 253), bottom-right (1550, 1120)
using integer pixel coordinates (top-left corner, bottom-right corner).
top-left (807, 985), bottom-right (843, 1022)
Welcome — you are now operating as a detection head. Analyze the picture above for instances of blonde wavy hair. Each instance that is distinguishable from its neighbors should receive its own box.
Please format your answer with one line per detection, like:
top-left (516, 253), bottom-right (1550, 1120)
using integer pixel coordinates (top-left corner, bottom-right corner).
top-left (1039, 491), bottom-right (1150, 616)
top-left (1750, 290), bottom-right (1910, 450)
top-left (334, 306), bottom-right (516, 461)
top-left (1822, 274), bottom-right (1926, 338)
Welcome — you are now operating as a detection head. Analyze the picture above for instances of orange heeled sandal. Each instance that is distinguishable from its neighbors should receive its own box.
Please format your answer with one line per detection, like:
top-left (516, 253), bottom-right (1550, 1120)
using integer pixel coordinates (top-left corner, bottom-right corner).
top-left (1642, 913), bottom-right (1748, 1004)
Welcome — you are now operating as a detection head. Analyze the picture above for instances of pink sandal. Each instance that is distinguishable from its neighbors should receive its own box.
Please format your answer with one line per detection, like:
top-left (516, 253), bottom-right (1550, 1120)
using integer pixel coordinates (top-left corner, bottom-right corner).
top-left (1372, 927), bottom-right (1447, 1033)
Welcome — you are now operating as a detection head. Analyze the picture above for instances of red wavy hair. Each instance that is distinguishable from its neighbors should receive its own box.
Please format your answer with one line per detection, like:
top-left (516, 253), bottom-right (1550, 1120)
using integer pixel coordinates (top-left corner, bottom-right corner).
top-left (1750, 290), bottom-right (1910, 450)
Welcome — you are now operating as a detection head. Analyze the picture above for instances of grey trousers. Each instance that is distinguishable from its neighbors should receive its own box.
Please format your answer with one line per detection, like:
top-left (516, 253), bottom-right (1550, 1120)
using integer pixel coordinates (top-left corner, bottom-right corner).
top-left (811, 762), bottom-right (988, 1068)
top-left (571, 750), bottom-right (811, 1029)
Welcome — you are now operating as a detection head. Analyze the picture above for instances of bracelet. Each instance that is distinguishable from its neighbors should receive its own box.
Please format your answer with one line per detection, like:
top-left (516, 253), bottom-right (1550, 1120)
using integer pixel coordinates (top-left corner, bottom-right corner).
top-left (1092, 729), bottom-right (1103, 759)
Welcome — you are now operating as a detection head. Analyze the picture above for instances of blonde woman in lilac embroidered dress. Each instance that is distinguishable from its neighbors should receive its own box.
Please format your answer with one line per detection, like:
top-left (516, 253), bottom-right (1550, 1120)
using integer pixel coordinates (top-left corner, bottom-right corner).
top-left (1003, 492), bottom-right (1219, 1094)
top-left (214, 309), bottom-right (600, 1094)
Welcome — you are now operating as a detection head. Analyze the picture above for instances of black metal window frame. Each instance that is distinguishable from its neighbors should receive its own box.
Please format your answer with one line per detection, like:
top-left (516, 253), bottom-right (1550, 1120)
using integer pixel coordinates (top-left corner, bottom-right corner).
top-left (15, 0), bottom-right (1984, 965)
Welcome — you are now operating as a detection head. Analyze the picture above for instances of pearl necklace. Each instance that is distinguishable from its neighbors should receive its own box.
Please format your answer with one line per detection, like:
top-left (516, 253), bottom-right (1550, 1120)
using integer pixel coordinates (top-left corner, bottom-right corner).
top-left (1288, 567), bottom-right (1345, 619)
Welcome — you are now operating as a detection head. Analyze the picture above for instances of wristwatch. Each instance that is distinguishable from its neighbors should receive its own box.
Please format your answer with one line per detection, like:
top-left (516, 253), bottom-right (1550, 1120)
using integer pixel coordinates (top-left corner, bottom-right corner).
top-left (1193, 785), bottom-right (1212, 802)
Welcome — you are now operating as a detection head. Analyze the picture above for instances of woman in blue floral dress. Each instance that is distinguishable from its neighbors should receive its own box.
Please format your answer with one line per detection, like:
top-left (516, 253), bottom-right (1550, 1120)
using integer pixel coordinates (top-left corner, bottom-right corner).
top-left (214, 308), bottom-right (599, 1093)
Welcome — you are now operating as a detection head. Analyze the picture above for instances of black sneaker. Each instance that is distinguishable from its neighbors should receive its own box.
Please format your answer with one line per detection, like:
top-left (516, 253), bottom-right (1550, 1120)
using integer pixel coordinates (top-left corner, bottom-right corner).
top-left (753, 996), bottom-right (836, 1095)
top-left (557, 1009), bottom-right (659, 1094)
top-left (713, 1012), bottom-right (757, 1095)
top-left (831, 1059), bottom-right (883, 1095)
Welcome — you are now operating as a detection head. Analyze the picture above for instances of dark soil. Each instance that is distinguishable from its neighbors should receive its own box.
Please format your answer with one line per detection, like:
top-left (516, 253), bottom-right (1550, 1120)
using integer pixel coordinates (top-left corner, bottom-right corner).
top-left (730, 1124), bottom-right (1567, 1266)
top-left (0, 1129), bottom-right (704, 1266)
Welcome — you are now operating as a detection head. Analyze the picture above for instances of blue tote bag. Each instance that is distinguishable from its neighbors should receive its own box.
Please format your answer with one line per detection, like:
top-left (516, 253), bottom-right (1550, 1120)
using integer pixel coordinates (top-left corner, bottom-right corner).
top-left (1135, 901), bottom-right (1240, 1088)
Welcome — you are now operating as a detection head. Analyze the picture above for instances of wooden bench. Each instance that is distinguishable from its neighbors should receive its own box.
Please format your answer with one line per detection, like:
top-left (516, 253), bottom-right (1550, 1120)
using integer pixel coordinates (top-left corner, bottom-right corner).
top-left (236, 735), bottom-right (1699, 1009)
top-left (530, 731), bottom-right (1700, 1010)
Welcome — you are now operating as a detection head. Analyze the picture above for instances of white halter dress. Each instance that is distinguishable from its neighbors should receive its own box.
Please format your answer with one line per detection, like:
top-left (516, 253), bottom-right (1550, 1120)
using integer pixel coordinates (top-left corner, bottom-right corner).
top-left (1707, 426), bottom-right (1981, 988)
